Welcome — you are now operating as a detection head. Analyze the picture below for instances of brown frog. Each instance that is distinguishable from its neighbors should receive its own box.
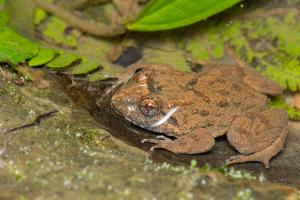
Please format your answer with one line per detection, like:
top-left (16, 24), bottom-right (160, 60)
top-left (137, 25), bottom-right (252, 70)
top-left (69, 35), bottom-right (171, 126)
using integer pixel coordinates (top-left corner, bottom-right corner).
top-left (111, 64), bottom-right (288, 168)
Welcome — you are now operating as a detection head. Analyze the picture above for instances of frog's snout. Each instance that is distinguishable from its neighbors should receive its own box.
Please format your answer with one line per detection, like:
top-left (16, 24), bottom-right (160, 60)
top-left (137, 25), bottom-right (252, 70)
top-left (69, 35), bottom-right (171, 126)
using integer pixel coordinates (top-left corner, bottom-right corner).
top-left (112, 96), bottom-right (138, 116)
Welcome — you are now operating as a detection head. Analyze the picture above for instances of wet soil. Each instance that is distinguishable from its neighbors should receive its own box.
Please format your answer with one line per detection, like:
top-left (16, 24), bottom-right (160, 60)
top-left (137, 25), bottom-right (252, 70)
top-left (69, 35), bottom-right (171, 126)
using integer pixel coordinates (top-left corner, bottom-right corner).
top-left (0, 69), bottom-right (298, 199)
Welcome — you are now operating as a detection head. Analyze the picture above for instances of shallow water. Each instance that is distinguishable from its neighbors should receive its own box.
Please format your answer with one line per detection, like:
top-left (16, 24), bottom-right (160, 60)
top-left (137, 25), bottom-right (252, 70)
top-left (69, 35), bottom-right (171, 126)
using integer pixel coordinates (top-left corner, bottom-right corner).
top-left (56, 73), bottom-right (300, 188)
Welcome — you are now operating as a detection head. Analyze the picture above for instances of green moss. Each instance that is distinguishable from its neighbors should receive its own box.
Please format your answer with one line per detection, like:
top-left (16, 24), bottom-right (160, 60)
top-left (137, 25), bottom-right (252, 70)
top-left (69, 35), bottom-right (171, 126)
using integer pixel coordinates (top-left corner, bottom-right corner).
top-left (143, 47), bottom-right (191, 72)
top-left (13, 167), bottom-right (26, 182)
top-left (234, 188), bottom-right (254, 200)
top-left (185, 21), bottom-right (226, 61)
top-left (75, 128), bottom-right (108, 145)
top-left (200, 164), bottom-right (257, 180)
top-left (3, 82), bottom-right (26, 104)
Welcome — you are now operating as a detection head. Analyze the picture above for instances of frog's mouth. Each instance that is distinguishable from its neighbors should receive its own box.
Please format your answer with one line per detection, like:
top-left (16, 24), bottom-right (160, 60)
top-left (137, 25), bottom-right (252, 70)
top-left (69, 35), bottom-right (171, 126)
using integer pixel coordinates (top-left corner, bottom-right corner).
top-left (149, 107), bottom-right (178, 127)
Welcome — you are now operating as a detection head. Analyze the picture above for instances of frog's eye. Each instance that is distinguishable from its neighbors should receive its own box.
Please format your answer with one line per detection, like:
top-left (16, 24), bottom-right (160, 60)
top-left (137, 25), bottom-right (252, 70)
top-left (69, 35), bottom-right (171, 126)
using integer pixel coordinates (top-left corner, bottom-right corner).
top-left (135, 73), bottom-right (151, 84)
top-left (140, 97), bottom-right (160, 116)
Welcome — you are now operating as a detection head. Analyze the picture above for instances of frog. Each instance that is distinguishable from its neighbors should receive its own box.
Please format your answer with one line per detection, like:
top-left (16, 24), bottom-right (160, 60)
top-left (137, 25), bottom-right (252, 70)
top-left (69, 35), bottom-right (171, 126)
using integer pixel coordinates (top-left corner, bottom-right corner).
top-left (111, 63), bottom-right (288, 168)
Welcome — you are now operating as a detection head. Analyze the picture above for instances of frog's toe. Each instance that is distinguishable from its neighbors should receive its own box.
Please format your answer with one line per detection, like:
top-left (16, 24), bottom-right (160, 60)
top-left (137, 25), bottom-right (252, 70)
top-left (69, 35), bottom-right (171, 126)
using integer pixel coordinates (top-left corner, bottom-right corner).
top-left (141, 135), bottom-right (172, 144)
top-left (146, 129), bottom-right (215, 154)
top-left (225, 155), bottom-right (247, 165)
top-left (141, 138), bottom-right (159, 144)
top-left (150, 145), bottom-right (160, 151)
top-left (142, 138), bottom-right (172, 151)
top-left (225, 153), bottom-right (270, 168)
top-left (227, 109), bottom-right (288, 168)
top-left (155, 135), bottom-right (172, 141)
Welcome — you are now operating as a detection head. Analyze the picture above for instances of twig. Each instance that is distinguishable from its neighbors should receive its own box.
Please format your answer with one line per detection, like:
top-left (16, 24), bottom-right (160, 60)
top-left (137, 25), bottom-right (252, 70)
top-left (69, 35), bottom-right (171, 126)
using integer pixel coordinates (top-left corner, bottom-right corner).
top-left (4, 110), bottom-right (58, 134)
top-left (240, 6), bottom-right (299, 20)
top-left (0, 110), bottom-right (57, 168)
top-left (34, 0), bottom-right (125, 37)
top-left (69, 0), bottom-right (109, 10)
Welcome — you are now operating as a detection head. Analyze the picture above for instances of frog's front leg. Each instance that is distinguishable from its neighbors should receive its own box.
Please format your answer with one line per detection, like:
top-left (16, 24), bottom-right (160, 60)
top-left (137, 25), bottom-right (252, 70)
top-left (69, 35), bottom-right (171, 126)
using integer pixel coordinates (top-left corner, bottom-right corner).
top-left (226, 109), bottom-right (288, 168)
top-left (142, 128), bottom-right (215, 154)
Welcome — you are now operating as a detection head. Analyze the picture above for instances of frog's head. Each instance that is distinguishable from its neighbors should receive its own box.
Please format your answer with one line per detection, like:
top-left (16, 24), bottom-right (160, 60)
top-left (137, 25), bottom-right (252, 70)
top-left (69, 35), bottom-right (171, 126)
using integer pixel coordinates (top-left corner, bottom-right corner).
top-left (111, 67), bottom-right (179, 136)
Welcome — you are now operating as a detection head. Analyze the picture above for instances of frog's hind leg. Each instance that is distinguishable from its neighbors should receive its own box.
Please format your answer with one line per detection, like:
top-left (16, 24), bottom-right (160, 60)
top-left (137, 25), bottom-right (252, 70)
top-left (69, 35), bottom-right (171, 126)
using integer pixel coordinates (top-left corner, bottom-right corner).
top-left (226, 109), bottom-right (288, 168)
top-left (241, 67), bottom-right (283, 96)
top-left (207, 65), bottom-right (283, 96)
top-left (142, 128), bottom-right (215, 154)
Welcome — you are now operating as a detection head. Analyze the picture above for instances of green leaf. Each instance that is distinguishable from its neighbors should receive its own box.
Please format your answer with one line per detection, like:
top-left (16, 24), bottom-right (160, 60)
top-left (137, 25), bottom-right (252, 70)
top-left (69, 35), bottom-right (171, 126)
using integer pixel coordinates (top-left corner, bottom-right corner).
top-left (33, 0), bottom-right (54, 25)
top-left (47, 53), bottom-right (81, 68)
top-left (127, 0), bottom-right (241, 31)
top-left (0, 27), bottom-right (39, 65)
top-left (269, 98), bottom-right (300, 120)
top-left (29, 48), bottom-right (56, 67)
top-left (33, 8), bottom-right (47, 25)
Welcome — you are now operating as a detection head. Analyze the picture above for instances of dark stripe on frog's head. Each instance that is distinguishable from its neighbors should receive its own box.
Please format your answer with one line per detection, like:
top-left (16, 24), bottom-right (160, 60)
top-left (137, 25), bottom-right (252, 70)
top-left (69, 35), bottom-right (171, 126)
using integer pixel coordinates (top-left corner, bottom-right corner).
top-left (181, 78), bottom-right (198, 91)
top-left (148, 78), bottom-right (163, 94)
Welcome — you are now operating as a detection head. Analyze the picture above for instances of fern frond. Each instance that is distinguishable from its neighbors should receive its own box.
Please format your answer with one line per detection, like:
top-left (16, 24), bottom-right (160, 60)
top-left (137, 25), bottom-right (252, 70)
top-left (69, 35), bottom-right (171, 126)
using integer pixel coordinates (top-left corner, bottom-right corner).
top-left (269, 97), bottom-right (300, 120)
top-left (263, 59), bottom-right (300, 91)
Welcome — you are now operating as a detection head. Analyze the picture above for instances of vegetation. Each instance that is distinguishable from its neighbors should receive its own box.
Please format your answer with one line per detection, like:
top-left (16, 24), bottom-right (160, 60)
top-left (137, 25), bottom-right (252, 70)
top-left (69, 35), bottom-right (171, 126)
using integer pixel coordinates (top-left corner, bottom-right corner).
top-left (0, 0), bottom-right (299, 118)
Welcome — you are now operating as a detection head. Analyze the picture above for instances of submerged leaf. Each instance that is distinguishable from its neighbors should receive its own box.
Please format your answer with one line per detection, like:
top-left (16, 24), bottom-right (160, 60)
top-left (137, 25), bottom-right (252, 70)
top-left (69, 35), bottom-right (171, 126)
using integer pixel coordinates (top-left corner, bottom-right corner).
top-left (47, 53), bottom-right (81, 68)
top-left (29, 48), bottom-right (56, 67)
top-left (0, 27), bottom-right (39, 64)
top-left (43, 17), bottom-right (78, 47)
top-left (33, 0), bottom-right (53, 25)
top-left (34, 8), bottom-right (47, 25)
top-left (127, 0), bottom-right (241, 31)
top-left (71, 58), bottom-right (99, 75)
top-left (88, 65), bottom-right (121, 81)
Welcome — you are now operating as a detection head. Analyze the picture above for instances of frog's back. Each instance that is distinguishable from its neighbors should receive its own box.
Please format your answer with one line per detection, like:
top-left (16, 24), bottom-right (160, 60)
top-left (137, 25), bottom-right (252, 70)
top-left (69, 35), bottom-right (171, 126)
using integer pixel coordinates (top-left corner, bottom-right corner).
top-left (155, 70), bottom-right (268, 137)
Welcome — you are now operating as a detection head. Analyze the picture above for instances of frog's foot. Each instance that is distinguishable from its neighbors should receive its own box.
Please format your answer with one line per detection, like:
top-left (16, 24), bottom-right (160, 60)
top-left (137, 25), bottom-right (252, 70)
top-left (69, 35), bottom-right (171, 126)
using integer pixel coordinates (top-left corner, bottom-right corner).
top-left (227, 109), bottom-right (288, 168)
top-left (225, 137), bottom-right (285, 168)
top-left (143, 128), bottom-right (215, 154)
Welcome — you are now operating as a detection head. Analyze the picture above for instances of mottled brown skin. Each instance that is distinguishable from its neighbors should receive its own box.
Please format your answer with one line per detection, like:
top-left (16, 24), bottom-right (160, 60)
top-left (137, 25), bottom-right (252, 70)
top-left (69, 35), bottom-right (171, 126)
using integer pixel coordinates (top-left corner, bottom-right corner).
top-left (111, 64), bottom-right (288, 168)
